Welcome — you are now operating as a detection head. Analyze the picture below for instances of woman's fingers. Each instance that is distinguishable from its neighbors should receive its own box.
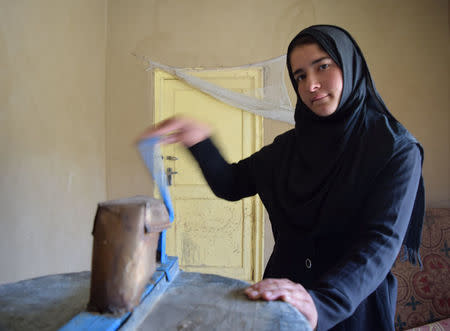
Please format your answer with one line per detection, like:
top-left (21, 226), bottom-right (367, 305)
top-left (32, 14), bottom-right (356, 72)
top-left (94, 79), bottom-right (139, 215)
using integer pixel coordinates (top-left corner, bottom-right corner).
top-left (245, 278), bottom-right (299, 296)
top-left (244, 278), bottom-right (318, 330)
top-left (245, 278), bottom-right (310, 303)
top-left (137, 117), bottom-right (185, 141)
top-left (159, 132), bottom-right (184, 145)
top-left (245, 279), bottom-right (292, 300)
top-left (136, 116), bottom-right (212, 147)
top-left (249, 284), bottom-right (309, 302)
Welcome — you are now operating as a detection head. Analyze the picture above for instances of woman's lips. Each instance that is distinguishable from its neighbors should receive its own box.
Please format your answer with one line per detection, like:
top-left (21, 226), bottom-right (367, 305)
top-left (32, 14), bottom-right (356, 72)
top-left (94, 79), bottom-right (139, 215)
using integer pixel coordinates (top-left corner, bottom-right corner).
top-left (311, 94), bottom-right (328, 103)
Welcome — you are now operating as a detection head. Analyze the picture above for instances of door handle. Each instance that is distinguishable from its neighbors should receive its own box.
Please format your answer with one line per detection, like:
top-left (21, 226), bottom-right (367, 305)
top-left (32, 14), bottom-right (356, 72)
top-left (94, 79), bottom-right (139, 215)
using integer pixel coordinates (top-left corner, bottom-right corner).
top-left (166, 156), bottom-right (178, 161)
top-left (166, 167), bottom-right (178, 186)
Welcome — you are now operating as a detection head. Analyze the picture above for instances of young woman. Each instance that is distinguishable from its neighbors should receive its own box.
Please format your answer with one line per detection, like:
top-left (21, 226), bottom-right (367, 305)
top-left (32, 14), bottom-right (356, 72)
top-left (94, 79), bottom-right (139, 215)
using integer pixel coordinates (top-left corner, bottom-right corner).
top-left (138, 25), bottom-right (424, 331)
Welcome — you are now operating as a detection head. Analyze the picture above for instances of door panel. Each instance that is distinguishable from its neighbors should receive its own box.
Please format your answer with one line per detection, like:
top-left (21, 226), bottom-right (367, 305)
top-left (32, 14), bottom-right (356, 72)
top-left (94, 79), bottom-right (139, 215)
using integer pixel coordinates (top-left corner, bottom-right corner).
top-left (154, 69), bottom-right (264, 281)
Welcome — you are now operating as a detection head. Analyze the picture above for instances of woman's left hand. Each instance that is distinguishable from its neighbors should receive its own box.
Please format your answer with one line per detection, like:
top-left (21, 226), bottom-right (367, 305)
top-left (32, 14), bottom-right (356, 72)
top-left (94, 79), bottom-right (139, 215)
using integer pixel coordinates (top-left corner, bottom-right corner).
top-left (244, 278), bottom-right (318, 330)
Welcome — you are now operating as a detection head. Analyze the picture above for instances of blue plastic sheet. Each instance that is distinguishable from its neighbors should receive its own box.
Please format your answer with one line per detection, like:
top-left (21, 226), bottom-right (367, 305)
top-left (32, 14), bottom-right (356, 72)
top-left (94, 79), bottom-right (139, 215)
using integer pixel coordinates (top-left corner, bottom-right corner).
top-left (137, 137), bottom-right (174, 222)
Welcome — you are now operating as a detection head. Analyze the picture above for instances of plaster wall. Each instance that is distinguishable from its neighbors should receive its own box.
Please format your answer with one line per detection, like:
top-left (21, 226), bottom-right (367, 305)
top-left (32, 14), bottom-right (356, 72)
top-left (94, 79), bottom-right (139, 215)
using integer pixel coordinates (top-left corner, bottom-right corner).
top-left (0, 0), bottom-right (107, 284)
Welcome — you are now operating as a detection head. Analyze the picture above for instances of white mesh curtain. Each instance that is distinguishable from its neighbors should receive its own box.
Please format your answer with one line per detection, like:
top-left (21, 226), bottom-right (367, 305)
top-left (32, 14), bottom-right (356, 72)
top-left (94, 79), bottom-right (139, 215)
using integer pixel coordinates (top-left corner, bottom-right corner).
top-left (142, 56), bottom-right (295, 124)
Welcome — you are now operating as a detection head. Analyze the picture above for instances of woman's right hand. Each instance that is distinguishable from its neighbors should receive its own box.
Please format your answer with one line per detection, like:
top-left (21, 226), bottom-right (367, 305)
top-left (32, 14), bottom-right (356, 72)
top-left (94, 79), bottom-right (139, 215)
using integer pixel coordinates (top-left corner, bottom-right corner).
top-left (137, 116), bottom-right (212, 147)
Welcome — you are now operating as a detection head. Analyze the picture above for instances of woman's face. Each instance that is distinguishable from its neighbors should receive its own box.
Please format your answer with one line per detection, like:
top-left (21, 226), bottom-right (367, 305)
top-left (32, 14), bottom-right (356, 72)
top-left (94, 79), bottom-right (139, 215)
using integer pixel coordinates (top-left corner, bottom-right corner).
top-left (289, 43), bottom-right (343, 117)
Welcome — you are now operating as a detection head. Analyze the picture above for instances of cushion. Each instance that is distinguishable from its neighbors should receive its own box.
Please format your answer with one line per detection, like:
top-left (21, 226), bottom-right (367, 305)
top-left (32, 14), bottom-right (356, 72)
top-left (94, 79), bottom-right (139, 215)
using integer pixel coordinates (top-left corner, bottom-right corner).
top-left (392, 208), bottom-right (450, 331)
top-left (405, 317), bottom-right (450, 330)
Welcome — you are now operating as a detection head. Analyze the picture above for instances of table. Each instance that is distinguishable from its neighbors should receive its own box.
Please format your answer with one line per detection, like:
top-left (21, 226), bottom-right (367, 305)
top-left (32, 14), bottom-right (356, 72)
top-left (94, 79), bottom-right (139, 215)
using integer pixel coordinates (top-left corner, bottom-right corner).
top-left (0, 259), bottom-right (311, 331)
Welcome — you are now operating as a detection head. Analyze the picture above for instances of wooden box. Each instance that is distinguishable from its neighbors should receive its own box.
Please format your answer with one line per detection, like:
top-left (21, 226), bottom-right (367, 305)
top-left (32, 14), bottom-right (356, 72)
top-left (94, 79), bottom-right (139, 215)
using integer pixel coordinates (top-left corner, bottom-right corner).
top-left (87, 196), bottom-right (171, 314)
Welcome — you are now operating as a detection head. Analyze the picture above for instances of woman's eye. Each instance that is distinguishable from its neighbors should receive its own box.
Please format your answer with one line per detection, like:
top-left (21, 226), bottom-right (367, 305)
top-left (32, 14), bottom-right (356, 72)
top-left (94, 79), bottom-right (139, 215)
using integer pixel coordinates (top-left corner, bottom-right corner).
top-left (296, 74), bottom-right (306, 82)
top-left (319, 63), bottom-right (329, 70)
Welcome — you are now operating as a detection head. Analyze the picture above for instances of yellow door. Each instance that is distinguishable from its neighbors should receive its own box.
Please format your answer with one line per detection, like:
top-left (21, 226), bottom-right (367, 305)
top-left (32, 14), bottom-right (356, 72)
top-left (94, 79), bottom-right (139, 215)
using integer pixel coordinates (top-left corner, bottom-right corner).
top-left (154, 69), bottom-right (264, 282)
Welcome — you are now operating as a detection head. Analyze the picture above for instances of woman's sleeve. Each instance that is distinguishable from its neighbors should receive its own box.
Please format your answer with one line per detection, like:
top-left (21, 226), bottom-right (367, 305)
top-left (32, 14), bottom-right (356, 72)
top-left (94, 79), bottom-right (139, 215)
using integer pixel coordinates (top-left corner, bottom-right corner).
top-left (188, 138), bottom-right (258, 201)
top-left (309, 143), bottom-right (423, 331)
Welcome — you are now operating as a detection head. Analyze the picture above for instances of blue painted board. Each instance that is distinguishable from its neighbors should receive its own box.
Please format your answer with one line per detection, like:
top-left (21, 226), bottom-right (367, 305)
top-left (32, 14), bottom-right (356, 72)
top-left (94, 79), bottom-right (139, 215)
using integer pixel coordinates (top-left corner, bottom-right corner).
top-left (59, 257), bottom-right (179, 331)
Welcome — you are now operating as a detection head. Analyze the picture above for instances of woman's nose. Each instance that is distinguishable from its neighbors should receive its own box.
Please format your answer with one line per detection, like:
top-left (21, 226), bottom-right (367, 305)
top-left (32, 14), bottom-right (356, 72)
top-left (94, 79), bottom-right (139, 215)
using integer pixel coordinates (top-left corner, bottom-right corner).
top-left (307, 76), bottom-right (321, 92)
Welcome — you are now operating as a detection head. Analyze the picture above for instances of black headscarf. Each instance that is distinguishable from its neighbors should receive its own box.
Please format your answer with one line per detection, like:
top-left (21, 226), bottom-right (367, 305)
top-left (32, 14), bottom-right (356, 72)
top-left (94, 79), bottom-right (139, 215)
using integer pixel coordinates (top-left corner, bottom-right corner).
top-left (281, 25), bottom-right (425, 265)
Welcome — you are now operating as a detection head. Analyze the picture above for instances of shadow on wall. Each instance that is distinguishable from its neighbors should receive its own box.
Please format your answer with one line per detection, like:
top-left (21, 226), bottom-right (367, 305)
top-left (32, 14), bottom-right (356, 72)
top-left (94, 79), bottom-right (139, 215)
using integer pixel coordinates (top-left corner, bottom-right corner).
top-left (130, 0), bottom-right (317, 69)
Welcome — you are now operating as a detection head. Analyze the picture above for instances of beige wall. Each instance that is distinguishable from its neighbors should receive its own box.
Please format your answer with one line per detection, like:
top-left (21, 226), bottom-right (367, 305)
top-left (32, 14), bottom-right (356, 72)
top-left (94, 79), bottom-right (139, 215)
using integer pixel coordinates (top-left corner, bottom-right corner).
top-left (0, 0), bottom-right (107, 284)
top-left (1, 0), bottom-right (448, 284)
top-left (106, 0), bottom-right (449, 267)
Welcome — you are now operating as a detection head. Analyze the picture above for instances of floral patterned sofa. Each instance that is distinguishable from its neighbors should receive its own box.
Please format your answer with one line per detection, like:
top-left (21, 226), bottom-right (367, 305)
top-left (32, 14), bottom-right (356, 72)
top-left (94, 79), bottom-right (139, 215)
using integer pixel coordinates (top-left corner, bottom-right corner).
top-left (392, 208), bottom-right (450, 331)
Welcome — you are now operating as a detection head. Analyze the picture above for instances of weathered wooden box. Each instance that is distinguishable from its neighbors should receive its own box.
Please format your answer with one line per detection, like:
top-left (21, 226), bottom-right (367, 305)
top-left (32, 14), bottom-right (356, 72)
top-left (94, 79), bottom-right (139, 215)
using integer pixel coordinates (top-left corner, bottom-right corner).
top-left (87, 196), bottom-right (171, 314)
